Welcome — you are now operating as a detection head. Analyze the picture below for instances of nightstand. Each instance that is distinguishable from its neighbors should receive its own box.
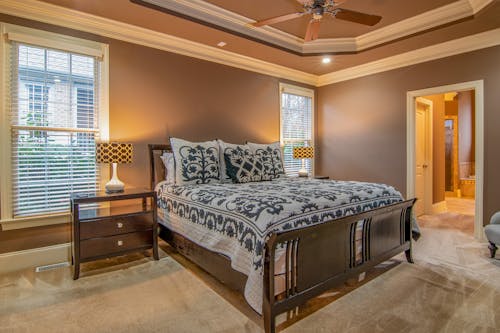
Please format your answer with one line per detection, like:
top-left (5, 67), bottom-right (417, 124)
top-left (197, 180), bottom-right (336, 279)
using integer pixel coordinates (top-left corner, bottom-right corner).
top-left (71, 188), bottom-right (158, 280)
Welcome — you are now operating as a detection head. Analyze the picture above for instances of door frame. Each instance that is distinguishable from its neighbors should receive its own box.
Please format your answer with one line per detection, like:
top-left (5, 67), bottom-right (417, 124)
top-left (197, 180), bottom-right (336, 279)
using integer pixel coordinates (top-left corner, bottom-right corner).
top-left (407, 80), bottom-right (484, 240)
top-left (415, 97), bottom-right (434, 215)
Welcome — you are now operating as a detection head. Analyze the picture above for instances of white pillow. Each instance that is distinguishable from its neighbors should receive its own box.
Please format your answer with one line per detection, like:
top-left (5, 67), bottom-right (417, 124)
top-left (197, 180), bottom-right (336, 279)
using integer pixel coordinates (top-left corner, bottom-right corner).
top-left (170, 137), bottom-right (220, 185)
top-left (247, 141), bottom-right (285, 179)
top-left (160, 152), bottom-right (175, 184)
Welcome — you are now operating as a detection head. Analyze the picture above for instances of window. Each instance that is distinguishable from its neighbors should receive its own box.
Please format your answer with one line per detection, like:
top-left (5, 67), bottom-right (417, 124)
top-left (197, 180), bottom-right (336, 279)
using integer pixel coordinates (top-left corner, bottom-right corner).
top-left (0, 24), bottom-right (108, 228)
top-left (25, 83), bottom-right (49, 138)
top-left (280, 83), bottom-right (314, 176)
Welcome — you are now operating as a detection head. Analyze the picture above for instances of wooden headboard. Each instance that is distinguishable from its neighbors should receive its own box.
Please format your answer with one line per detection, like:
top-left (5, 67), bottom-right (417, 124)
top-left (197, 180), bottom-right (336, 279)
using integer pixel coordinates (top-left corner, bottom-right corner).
top-left (148, 144), bottom-right (172, 190)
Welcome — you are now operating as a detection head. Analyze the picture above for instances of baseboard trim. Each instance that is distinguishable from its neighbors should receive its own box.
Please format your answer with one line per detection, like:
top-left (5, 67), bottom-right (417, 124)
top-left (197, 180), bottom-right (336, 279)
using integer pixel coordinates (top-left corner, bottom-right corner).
top-left (0, 243), bottom-right (70, 275)
top-left (432, 201), bottom-right (448, 214)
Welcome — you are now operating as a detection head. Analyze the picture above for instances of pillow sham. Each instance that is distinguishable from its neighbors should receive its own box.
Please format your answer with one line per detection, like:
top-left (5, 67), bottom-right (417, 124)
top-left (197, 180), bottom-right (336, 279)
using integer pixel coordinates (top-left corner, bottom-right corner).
top-left (170, 137), bottom-right (220, 185)
top-left (218, 140), bottom-right (265, 183)
top-left (247, 141), bottom-right (285, 179)
top-left (160, 152), bottom-right (175, 184)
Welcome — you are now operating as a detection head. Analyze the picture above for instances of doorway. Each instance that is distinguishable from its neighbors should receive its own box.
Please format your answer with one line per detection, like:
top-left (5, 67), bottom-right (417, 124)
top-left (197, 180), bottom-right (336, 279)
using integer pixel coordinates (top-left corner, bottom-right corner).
top-left (407, 80), bottom-right (484, 240)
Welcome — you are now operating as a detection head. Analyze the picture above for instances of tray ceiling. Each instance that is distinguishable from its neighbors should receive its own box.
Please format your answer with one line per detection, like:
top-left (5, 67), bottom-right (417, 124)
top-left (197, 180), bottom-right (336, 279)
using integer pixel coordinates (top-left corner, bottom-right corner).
top-left (205, 0), bottom-right (458, 39)
top-left (16, 0), bottom-right (500, 75)
top-left (131, 0), bottom-right (495, 55)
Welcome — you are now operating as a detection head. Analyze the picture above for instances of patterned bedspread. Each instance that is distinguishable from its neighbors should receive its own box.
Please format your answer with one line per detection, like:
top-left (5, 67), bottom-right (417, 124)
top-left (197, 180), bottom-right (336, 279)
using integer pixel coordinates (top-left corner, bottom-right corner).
top-left (156, 177), bottom-right (410, 314)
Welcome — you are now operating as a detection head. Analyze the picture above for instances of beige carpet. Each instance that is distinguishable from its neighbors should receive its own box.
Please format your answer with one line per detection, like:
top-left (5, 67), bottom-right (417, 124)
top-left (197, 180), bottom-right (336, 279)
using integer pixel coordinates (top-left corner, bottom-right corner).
top-left (0, 253), bottom-right (259, 333)
top-left (418, 211), bottom-right (474, 234)
top-left (1, 224), bottom-right (499, 332)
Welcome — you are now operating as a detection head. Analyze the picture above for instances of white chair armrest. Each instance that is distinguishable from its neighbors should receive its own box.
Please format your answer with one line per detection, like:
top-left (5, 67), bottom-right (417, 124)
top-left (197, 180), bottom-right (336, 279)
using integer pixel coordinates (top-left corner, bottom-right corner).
top-left (490, 211), bottom-right (500, 225)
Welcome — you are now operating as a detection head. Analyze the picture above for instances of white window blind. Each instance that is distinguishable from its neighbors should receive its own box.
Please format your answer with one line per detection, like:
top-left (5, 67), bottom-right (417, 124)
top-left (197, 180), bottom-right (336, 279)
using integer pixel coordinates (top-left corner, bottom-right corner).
top-left (9, 43), bottom-right (100, 217)
top-left (280, 85), bottom-right (314, 176)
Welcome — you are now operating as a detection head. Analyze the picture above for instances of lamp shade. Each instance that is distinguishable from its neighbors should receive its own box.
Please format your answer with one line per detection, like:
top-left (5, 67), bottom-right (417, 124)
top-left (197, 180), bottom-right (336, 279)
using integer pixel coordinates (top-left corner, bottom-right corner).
top-left (293, 146), bottom-right (314, 159)
top-left (96, 142), bottom-right (133, 164)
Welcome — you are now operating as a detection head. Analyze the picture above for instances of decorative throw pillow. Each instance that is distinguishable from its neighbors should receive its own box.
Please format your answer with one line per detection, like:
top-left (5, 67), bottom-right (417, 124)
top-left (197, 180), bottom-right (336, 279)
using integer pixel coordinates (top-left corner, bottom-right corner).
top-left (247, 141), bottom-right (285, 179)
top-left (160, 152), bottom-right (175, 184)
top-left (218, 140), bottom-right (265, 183)
top-left (170, 138), bottom-right (220, 185)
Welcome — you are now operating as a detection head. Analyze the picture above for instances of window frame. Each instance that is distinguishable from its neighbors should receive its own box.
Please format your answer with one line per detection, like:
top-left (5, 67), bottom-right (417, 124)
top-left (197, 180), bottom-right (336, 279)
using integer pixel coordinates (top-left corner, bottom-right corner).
top-left (279, 82), bottom-right (315, 176)
top-left (0, 23), bottom-right (109, 230)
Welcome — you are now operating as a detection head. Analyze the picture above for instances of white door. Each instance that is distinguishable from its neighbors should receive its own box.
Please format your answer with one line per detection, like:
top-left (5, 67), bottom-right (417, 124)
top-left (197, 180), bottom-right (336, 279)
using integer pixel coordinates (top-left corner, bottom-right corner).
top-left (415, 101), bottom-right (429, 216)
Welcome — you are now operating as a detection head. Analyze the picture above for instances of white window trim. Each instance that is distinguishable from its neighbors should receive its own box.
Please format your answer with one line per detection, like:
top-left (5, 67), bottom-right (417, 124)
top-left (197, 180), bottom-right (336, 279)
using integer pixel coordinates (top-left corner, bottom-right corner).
top-left (0, 23), bottom-right (109, 231)
top-left (279, 82), bottom-right (315, 176)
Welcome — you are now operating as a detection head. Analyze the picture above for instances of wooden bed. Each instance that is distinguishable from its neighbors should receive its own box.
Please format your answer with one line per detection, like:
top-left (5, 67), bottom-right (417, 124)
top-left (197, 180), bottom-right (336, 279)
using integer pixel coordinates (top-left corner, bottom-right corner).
top-left (149, 144), bottom-right (416, 333)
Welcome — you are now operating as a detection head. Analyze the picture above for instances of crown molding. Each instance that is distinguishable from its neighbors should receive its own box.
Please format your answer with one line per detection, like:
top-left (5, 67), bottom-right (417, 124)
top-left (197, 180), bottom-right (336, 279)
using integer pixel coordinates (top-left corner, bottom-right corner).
top-left (138, 0), bottom-right (494, 54)
top-left (139, 0), bottom-right (304, 53)
top-left (355, 0), bottom-right (478, 51)
top-left (0, 0), bottom-right (318, 86)
top-left (469, 0), bottom-right (494, 12)
top-left (302, 37), bottom-right (357, 53)
top-left (317, 28), bottom-right (500, 86)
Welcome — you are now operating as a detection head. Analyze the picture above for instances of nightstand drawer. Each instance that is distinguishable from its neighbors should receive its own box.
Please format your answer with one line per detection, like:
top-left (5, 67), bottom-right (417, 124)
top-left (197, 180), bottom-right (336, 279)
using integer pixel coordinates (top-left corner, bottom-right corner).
top-left (80, 231), bottom-right (153, 259)
top-left (80, 214), bottom-right (153, 239)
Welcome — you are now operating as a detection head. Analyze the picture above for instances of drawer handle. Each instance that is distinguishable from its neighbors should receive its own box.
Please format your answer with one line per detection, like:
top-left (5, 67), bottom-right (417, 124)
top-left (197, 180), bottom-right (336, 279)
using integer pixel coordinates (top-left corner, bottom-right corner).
top-left (117, 222), bottom-right (123, 229)
top-left (117, 240), bottom-right (123, 246)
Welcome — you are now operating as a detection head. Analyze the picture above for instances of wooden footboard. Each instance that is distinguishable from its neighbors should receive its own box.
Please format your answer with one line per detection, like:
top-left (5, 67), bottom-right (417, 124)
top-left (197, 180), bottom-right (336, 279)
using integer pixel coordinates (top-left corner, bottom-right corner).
top-left (262, 199), bottom-right (415, 333)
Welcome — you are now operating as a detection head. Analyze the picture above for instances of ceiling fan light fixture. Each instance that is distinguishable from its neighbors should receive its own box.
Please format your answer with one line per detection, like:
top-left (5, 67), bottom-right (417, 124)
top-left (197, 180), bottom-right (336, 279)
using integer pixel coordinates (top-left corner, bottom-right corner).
top-left (252, 0), bottom-right (382, 42)
top-left (322, 57), bottom-right (332, 64)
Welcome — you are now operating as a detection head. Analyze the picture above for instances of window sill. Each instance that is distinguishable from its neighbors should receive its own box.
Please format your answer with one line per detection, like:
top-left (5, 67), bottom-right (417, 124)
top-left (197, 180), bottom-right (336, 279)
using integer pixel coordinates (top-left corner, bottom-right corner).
top-left (0, 213), bottom-right (70, 230)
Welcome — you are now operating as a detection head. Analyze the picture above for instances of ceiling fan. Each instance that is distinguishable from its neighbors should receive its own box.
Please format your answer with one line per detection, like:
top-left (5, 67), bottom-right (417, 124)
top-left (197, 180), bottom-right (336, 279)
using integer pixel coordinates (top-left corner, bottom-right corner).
top-left (251, 0), bottom-right (382, 42)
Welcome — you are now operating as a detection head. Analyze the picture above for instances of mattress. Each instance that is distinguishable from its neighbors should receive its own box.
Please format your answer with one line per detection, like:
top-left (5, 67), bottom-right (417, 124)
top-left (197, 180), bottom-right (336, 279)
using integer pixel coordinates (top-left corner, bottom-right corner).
top-left (156, 177), bottom-right (407, 314)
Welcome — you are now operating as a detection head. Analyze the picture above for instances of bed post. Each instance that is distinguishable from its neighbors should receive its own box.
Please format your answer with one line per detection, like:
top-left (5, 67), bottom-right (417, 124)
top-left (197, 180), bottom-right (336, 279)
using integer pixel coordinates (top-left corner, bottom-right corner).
top-left (263, 236), bottom-right (277, 333)
top-left (404, 201), bottom-right (416, 263)
top-left (148, 144), bottom-right (172, 190)
top-left (148, 144), bottom-right (156, 190)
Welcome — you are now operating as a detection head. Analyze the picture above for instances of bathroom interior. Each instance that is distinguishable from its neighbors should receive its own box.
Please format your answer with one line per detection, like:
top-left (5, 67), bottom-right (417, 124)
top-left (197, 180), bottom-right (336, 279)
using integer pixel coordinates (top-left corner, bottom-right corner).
top-left (424, 89), bottom-right (476, 231)
top-left (444, 90), bottom-right (476, 200)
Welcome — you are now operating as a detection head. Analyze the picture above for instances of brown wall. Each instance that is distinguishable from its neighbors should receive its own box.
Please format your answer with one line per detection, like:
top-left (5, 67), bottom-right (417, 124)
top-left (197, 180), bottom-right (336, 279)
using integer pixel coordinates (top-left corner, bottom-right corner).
top-left (317, 45), bottom-right (500, 225)
top-left (110, 39), bottom-right (287, 189)
top-left (0, 14), bottom-right (314, 253)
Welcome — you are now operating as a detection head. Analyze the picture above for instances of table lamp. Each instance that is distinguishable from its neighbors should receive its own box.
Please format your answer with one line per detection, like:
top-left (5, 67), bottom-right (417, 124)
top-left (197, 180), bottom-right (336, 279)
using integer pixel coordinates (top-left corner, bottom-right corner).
top-left (96, 142), bottom-right (133, 193)
top-left (293, 146), bottom-right (314, 177)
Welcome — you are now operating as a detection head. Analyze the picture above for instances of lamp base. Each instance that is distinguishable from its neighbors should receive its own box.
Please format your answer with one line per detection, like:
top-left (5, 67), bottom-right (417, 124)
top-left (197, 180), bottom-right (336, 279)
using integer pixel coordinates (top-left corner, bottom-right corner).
top-left (105, 179), bottom-right (124, 193)
top-left (298, 169), bottom-right (309, 177)
top-left (105, 163), bottom-right (125, 193)
top-left (105, 187), bottom-right (124, 194)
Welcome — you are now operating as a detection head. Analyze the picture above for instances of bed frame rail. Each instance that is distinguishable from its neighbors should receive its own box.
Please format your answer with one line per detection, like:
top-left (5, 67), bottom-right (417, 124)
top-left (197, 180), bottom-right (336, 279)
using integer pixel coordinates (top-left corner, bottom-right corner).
top-left (263, 199), bottom-right (415, 332)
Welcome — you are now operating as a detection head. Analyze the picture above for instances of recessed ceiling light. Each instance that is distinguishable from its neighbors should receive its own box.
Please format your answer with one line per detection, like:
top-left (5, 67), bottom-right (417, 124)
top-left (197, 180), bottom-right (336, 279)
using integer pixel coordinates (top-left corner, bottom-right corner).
top-left (217, 41), bottom-right (227, 47)
top-left (322, 57), bottom-right (331, 64)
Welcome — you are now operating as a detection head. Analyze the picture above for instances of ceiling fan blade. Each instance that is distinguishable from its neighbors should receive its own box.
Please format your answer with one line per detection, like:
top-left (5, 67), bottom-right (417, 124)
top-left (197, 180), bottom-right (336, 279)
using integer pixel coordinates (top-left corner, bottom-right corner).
top-left (304, 19), bottom-right (321, 42)
top-left (295, 0), bottom-right (314, 5)
top-left (334, 8), bottom-right (382, 26)
top-left (252, 12), bottom-right (305, 27)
